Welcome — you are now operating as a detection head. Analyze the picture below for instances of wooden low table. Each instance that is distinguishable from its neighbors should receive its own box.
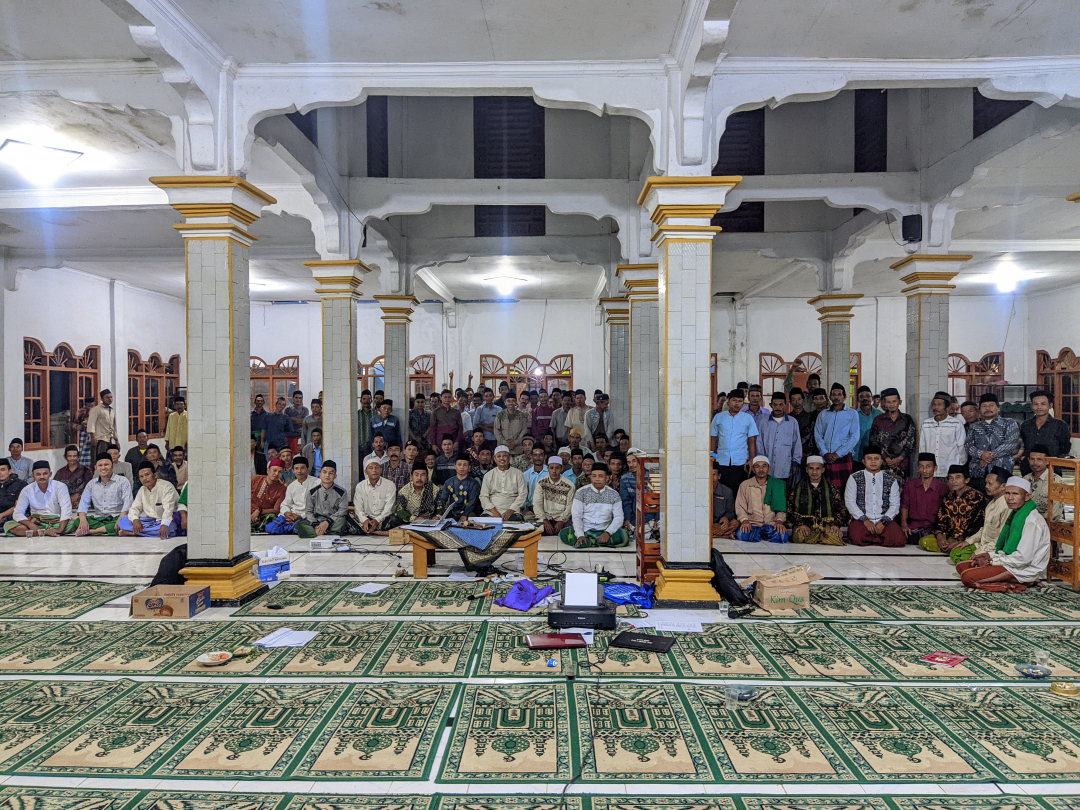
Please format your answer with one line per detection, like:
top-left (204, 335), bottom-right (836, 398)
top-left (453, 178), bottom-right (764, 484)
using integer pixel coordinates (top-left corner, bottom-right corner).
top-left (407, 528), bottom-right (541, 579)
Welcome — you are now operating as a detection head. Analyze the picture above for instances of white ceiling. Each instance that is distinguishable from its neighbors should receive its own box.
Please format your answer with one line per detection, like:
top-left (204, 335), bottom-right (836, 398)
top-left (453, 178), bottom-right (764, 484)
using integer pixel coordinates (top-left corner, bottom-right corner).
top-left (415, 254), bottom-right (605, 301)
top-left (0, 0), bottom-right (147, 61)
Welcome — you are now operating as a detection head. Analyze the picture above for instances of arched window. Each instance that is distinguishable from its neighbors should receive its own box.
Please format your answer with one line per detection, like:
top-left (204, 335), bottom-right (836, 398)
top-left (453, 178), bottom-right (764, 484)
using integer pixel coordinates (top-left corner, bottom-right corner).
top-left (1037, 349), bottom-right (1080, 437)
top-left (479, 354), bottom-right (574, 395)
top-left (251, 356), bottom-right (299, 405)
top-left (759, 352), bottom-right (861, 401)
top-left (23, 339), bottom-right (100, 449)
top-left (948, 352), bottom-right (1004, 399)
top-left (127, 351), bottom-right (182, 439)
top-left (357, 356), bottom-right (437, 402)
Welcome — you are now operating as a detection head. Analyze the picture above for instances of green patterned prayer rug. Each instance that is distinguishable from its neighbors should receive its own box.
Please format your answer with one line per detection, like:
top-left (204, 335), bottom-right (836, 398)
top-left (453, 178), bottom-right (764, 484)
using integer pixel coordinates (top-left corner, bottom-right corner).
top-left (0, 579), bottom-right (136, 618)
top-left (232, 580), bottom-right (640, 617)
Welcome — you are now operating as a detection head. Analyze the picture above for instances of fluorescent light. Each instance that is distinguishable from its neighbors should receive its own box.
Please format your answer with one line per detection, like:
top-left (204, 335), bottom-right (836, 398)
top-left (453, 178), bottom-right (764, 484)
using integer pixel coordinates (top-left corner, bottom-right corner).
top-left (958, 258), bottom-right (1041, 293)
top-left (484, 275), bottom-right (526, 297)
top-left (0, 140), bottom-right (82, 184)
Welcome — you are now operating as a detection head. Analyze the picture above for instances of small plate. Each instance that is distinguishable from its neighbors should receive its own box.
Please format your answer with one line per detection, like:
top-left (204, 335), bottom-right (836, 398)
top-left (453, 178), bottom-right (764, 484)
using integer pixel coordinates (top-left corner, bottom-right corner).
top-left (196, 651), bottom-right (233, 667)
top-left (1015, 663), bottom-right (1052, 679)
top-left (1050, 681), bottom-right (1079, 696)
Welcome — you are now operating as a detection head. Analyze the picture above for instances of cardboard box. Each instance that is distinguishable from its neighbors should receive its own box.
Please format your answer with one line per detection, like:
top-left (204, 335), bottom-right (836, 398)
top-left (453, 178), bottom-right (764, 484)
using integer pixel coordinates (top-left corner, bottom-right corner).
top-left (130, 585), bottom-right (210, 619)
top-left (741, 565), bottom-right (822, 611)
top-left (251, 546), bottom-right (291, 582)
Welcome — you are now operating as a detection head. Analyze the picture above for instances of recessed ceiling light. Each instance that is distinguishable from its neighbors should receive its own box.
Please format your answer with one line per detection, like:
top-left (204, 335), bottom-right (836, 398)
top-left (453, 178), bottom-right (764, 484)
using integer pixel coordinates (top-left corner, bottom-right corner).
top-left (0, 139), bottom-right (82, 185)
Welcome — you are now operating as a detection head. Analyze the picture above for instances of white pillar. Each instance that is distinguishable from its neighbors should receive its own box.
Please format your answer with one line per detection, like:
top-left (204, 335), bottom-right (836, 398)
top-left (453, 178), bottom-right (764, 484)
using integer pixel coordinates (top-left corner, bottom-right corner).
top-left (808, 294), bottom-right (863, 399)
top-left (616, 264), bottom-right (660, 453)
top-left (639, 176), bottom-right (740, 577)
top-left (375, 295), bottom-right (419, 435)
top-left (308, 260), bottom-right (369, 492)
top-left (600, 297), bottom-right (630, 437)
top-left (150, 175), bottom-right (276, 605)
top-left (890, 254), bottom-right (970, 427)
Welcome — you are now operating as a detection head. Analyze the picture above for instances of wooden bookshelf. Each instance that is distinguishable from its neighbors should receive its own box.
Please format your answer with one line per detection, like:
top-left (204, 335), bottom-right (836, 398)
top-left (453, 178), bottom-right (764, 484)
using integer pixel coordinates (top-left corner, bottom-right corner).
top-left (1047, 457), bottom-right (1080, 590)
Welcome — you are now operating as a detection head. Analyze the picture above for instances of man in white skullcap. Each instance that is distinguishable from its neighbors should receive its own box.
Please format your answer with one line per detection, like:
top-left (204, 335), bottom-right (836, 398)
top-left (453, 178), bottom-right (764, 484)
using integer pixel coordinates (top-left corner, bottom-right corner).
top-left (478, 445), bottom-right (528, 521)
top-left (955, 476), bottom-right (1050, 590)
top-left (533, 456), bottom-right (575, 536)
top-left (733, 455), bottom-right (789, 543)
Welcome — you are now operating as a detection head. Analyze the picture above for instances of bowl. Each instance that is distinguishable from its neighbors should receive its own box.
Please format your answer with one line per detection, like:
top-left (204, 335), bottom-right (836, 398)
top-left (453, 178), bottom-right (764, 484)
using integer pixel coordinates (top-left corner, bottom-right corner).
top-left (1050, 681), bottom-right (1080, 696)
top-left (1015, 663), bottom-right (1052, 679)
top-left (196, 651), bottom-right (233, 667)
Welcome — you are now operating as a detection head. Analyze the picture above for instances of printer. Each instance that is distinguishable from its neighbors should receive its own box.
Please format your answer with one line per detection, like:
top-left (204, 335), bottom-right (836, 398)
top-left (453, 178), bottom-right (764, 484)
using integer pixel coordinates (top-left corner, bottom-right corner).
top-left (546, 572), bottom-right (617, 631)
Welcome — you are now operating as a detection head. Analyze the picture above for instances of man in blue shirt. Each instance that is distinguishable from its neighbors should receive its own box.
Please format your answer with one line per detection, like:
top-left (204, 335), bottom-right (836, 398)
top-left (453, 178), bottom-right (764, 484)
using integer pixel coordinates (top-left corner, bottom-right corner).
top-left (740, 385), bottom-right (771, 434)
top-left (854, 385), bottom-right (883, 467)
top-left (370, 400), bottom-right (402, 447)
top-left (758, 392), bottom-right (802, 485)
top-left (813, 382), bottom-right (861, 491)
top-left (710, 389), bottom-right (759, 495)
top-left (473, 387), bottom-right (502, 445)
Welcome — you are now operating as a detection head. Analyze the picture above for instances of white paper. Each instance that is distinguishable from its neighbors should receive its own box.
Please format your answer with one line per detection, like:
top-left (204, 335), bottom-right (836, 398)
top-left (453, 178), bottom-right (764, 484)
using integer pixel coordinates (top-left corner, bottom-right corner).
top-left (471, 516), bottom-right (503, 525)
top-left (349, 583), bottom-right (392, 595)
top-left (448, 571), bottom-right (478, 581)
top-left (400, 520), bottom-right (450, 531)
top-left (502, 522), bottom-right (536, 530)
top-left (253, 628), bottom-right (320, 648)
top-left (624, 618), bottom-right (704, 633)
top-left (563, 572), bottom-right (599, 607)
top-left (561, 627), bottom-right (595, 645)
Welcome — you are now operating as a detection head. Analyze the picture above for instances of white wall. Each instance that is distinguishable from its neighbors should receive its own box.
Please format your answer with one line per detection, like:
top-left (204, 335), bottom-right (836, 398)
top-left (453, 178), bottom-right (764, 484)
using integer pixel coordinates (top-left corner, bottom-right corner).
top-left (250, 302), bottom-right (323, 399)
top-left (1026, 282), bottom-right (1080, 369)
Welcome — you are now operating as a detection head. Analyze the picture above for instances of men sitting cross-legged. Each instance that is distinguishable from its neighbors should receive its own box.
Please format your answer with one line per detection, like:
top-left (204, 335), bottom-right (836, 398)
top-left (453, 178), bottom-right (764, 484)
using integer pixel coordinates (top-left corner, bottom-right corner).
top-left (75, 454), bottom-right (133, 536)
top-left (250, 459), bottom-right (288, 532)
top-left (534, 455), bottom-right (575, 537)
top-left (4, 461), bottom-right (74, 537)
top-left (479, 445), bottom-right (528, 522)
top-left (786, 455), bottom-right (846, 545)
top-left (295, 460), bottom-right (351, 538)
top-left (265, 455), bottom-right (320, 535)
top-left (949, 466), bottom-right (1012, 565)
top-left (844, 445), bottom-right (905, 547)
top-left (711, 462), bottom-right (739, 538)
top-left (560, 461), bottom-right (628, 548)
top-left (734, 456), bottom-right (789, 543)
top-left (438, 455), bottom-right (481, 522)
top-left (386, 463), bottom-right (439, 529)
top-left (118, 461), bottom-right (179, 538)
top-left (956, 477), bottom-right (1050, 590)
top-left (900, 453), bottom-right (949, 544)
top-left (354, 458), bottom-right (398, 535)
top-left (920, 464), bottom-right (985, 554)
top-left (0, 459), bottom-right (28, 527)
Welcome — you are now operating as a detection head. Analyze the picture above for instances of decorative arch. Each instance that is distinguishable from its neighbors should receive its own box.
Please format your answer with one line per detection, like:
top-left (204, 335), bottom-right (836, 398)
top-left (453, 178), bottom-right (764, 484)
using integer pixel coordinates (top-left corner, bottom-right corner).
top-left (948, 352), bottom-right (1004, 399)
top-left (357, 356), bottom-right (438, 399)
top-left (479, 354), bottom-right (574, 395)
top-left (127, 350), bottom-right (182, 439)
top-left (1037, 348), bottom-right (1080, 437)
top-left (23, 338), bottom-right (100, 449)
top-left (250, 356), bottom-right (300, 405)
top-left (759, 352), bottom-right (860, 402)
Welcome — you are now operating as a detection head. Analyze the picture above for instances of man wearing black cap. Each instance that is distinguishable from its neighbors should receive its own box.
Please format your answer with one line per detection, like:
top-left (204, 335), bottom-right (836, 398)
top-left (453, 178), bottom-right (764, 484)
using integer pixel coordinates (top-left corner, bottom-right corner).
top-left (900, 453), bottom-right (948, 544)
top-left (3, 460), bottom-right (73, 536)
top-left (920, 464), bottom-right (984, 554)
top-left (964, 392), bottom-right (1020, 489)
top-left (295, 459), bottom-right (351, 538)
top-left (868, 388), bottom-right (917, 481)
top-left (585, 393), bottom-right (612, 451)
top-left (844, 445), bottom-right (904, 547)
top-left (814, 383), bottom-right (861, 492)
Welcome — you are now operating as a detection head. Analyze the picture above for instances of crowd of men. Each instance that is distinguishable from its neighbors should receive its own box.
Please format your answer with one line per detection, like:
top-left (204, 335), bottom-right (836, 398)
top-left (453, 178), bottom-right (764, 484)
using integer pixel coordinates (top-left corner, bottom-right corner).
top-left (1, 379), bottom-right (1071, 587)
top-left (710, 381), bottom-right (1070, 590)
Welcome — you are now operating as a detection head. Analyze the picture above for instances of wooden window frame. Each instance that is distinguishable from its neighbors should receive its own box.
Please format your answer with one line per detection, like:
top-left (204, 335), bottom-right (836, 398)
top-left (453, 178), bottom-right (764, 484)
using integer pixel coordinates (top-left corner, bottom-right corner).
top-left (759, 352), bottom-right (861, 403)
top-left (23, 338), bottom-right (100, 450)
top-left (1037, 348), bottom-right (1080, 438)
top-left (478, 354), bottom-right (574, 396)
top-left (250, 356), bottom-right (300, 407)
top-left (947, 352), bottom-right (1004, 400)
top-left (357, 355), bottom-right (438, 399)
top-left (127, 351), bottom-right (181, 440)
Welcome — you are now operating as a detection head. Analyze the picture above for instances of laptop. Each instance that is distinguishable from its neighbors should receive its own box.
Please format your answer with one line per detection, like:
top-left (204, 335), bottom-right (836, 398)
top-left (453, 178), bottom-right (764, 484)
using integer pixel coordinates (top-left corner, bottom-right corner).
top-left (610, 631), bottom-right (675, 653)
top-left (411, 500), bottom-right (455, 529)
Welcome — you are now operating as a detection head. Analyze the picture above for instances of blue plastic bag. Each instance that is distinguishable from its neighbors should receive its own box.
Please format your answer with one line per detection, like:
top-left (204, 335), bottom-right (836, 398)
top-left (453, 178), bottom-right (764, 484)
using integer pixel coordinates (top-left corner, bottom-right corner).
top-left (603, 581), bottom-right (654, 608)
top-left (494, 579), bottom-right (554, 612)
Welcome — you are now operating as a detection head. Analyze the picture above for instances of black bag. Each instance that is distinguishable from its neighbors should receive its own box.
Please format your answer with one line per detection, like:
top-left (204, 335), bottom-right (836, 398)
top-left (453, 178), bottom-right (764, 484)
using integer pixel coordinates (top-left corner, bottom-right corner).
top-left (710, 549), bottom-right (751, 607)
top-left (150, 544), bottom-right (188, 586)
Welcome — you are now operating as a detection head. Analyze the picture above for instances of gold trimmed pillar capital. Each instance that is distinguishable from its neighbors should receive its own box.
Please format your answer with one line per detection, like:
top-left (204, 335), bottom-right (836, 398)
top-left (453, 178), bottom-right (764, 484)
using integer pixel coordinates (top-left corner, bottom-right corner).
top-left (306, 259), bottom-right (371, 299)
top-left (808, 293), bottom-right (864, 323)
top-left (374, 294), bottom-right (420, 324)
top-left (636, 176), bottom-right (740, 243)
top-left (150, 176), bottom-right (276, 247)
top-left (890, 254), bottom-right (971, 296)
top-left (599, 296), bottom-right (630, 324)
top-left (616, 263), bottom-right (659, 301)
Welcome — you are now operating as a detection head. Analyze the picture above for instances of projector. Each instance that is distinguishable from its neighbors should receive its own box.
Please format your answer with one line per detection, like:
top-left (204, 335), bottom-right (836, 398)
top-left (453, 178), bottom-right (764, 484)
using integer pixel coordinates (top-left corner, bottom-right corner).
top-left (547, 579), bottom-right (617, 631)
top-left (309, 537), bottom-right (338, 550)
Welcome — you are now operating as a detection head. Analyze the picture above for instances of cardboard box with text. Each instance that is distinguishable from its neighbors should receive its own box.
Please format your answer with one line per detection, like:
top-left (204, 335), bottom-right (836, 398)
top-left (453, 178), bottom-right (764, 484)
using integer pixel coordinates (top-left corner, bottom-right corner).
top-left (741, 565), bottom-right (822, 611)
top-left (129, 585), bottom-right (210, 619)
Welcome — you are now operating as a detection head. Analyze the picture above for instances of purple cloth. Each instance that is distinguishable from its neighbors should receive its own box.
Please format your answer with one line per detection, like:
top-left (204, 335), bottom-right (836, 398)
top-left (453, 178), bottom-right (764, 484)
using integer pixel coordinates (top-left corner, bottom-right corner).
top-left (494, 579), bottom-right (554, 612)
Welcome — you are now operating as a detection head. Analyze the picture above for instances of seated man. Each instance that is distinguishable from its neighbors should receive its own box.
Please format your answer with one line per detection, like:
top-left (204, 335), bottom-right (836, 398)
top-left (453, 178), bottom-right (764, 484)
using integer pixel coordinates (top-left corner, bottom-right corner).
top-left (921, 464), bottom-right (985, 554)
top-left (575, 455), bottom-right (595, 489)
top-left (479, 445), bottom-right (528, 521)
top-left (560, 461), bottom-right (628, 548)
top-left (957, 477), bottom-right (1050, 589)
top-left (0, 459), bottom-right (28, 527)
top-left (4, 461), bottom-right (74, 536)
top-left (432, 435), bottom-right (458, 486)
top-left (900, 453), bottom-right (949, 544)
top-left (266, 456), bottom-right (320, 535)
top-left (119, 461), bottom-right (179, 538)
top-left (177, 482), bottom-right (188, 534)
top-left (383, 443), bottom-right (411, 490)
top-left (511, 436), bottom-right (536, 472)
top-left (711, 461), bottom-right (739, 538)
top-left (54, 444), bottom-right (92, 510)
top-left (534, 455), bottom-right (575, 537)
top-left (301, 427), bottom-right (324, 473)
top-left (735, 456), bottom-right (789, 543)
top-left (362, 432), bottom-right (391, 470)
top-left (950, 466), bottom-right (1012, 565)
top-left (470, 446), bottom-right (495, 480)
top-left (522, 445), bottom-right (549, 519)
top-left (168, 446), bottom-right (188, 488)
top-left (295, 460), bottom-right (351, 538)
top-left (354, 458), bottom-right (398, 535)
top-left (75, 454), bottom-right (133, 536)
top-left (439, 455), bottom-right (481, 522)
top-left (786, 455), bottom-right (845, 545)
top-left (387, 463), bottom-right (439, 529)
top-left (1025, 444), bottom-right (1066, 522)
top-left (844, 445), bottom-right (904, 547)
top-left (107, 444), bottom-right (134, 485)
top-left (250, 459), bottom-right (288, 532)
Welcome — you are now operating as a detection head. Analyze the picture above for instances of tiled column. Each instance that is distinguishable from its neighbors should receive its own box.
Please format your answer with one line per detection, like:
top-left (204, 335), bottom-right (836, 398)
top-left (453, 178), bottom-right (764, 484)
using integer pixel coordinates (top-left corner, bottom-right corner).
top-left (374, 296), bottom-right (419, 436)
top-left (307, 260), bottom-right (370, 492)
top-left (890, 254), bottom-right (971, 428)
top-left (600, 297), bottom-right (630, 437)
top-left (150, 175), bottom-right (276, 605)
top-left (616, 264), bottom-right (660, 452)
top-left (808, 294), bottom-right (863, 399)
top-left (639, 176), bottom-right (740, 576)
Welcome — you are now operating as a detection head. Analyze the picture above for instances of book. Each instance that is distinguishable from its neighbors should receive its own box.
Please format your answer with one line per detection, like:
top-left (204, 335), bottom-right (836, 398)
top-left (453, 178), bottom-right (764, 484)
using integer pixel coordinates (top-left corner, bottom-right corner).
top-left (920, 651), bottom-right (968, 668)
